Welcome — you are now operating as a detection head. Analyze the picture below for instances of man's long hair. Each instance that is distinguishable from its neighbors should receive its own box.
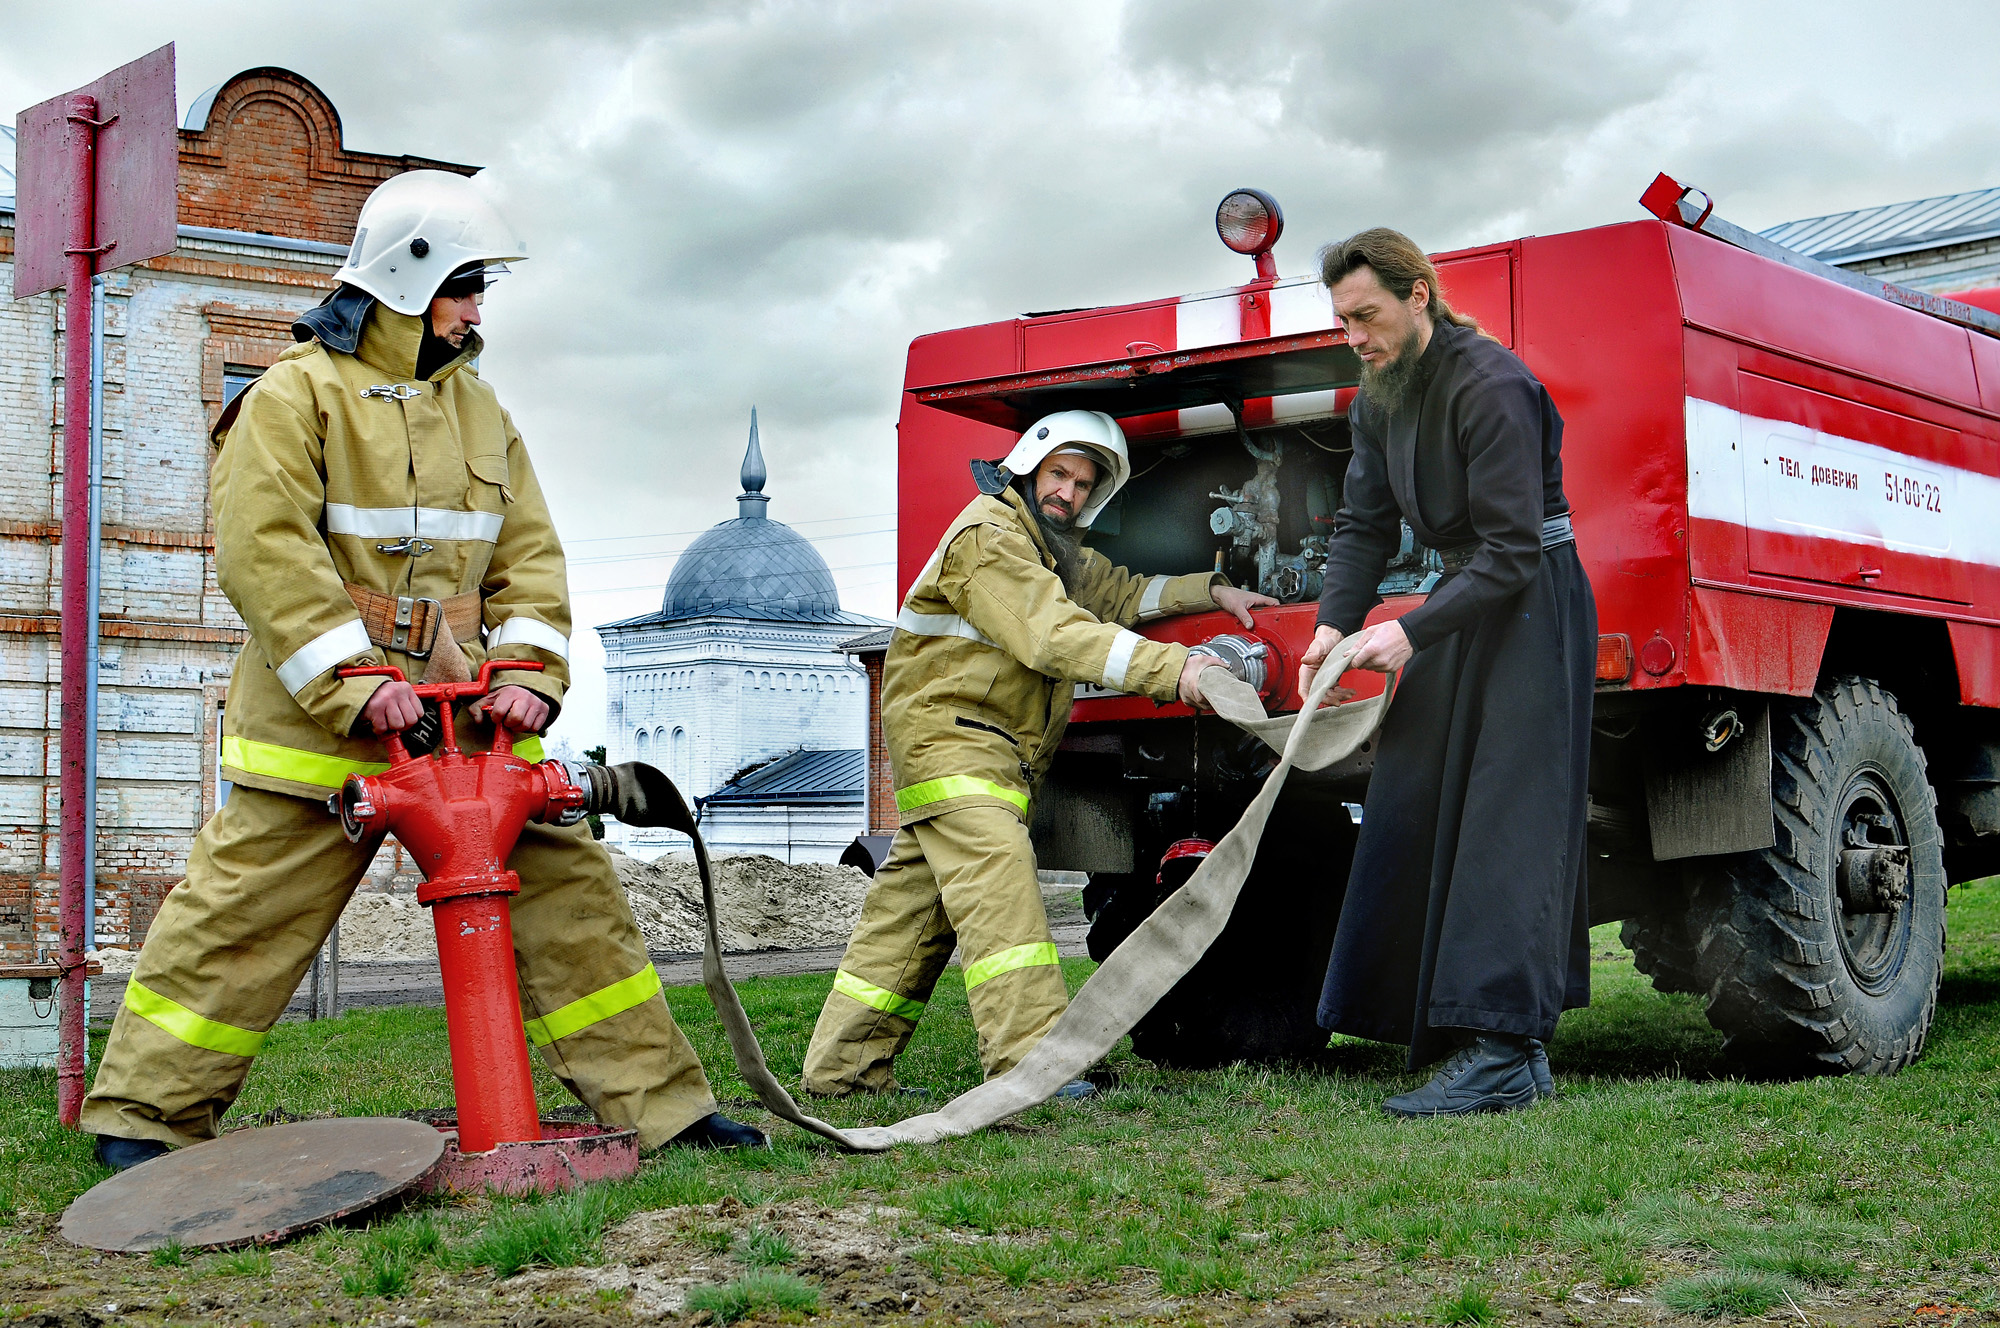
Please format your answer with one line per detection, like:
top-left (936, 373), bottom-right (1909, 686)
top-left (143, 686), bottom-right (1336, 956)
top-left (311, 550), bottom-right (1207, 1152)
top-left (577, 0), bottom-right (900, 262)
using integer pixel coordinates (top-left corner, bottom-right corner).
top-left (1317, 228), bottom-right (1481, 332)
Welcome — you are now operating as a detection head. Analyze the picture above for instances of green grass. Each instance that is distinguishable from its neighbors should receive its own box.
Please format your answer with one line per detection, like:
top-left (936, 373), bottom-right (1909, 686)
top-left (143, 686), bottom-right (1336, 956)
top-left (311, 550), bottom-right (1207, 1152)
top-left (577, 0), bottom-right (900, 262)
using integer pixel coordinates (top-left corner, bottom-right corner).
top-left (6, 880), bottom-right (2000, 1311)
top-left (1658, 1269), bottom-right (1790, 1317)
top-left (1434, 1279), bottom-right (1497, 1324)
top-left (737, 1224), bottom-right (798, 1267)
top-left (205, 1247), bottom-right (272, 1278)
top-left (684, 1269), bottom-right (821, 1324)
top-left (457, 1187), bottom-right (610, 1278)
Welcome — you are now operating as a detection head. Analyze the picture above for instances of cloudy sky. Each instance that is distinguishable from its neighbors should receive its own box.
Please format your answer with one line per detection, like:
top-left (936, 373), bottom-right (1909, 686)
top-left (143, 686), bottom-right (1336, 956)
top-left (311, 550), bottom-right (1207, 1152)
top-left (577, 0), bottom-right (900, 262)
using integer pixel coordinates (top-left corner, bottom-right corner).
top-left (6, 1), bottom-right (1999, 750)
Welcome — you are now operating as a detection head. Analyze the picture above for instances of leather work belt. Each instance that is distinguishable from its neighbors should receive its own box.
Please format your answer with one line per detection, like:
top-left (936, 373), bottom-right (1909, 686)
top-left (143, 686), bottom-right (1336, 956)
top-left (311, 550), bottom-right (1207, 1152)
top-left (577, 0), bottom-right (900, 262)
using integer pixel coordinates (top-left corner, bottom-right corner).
top-left (1435, 513), bottom-right (1575, 572)
top-left (344, 583), bottom-right (482, 684)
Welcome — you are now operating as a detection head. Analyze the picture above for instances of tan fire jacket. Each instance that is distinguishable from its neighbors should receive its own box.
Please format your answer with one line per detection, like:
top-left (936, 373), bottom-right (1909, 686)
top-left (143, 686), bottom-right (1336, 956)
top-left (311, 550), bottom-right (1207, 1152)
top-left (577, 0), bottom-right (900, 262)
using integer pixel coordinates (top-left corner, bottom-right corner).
top-left (884, 483), bottom-right (1222, 826)
top-left (211, 305), bottom-right (570, 801)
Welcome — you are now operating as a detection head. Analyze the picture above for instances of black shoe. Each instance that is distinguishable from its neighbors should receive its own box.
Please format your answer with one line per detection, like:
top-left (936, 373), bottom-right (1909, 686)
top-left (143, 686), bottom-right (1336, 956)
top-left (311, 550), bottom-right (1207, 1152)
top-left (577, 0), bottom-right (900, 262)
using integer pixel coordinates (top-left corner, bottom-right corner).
top-left (667, 1113), bottom-right (768, 1151)
top-left (92, 1134), bottom-right (172, 1171)
top-left (1383, 1036), bottom-right (1542, 1118)
top-left (1526, 1038), bottom-right (1556, 1099)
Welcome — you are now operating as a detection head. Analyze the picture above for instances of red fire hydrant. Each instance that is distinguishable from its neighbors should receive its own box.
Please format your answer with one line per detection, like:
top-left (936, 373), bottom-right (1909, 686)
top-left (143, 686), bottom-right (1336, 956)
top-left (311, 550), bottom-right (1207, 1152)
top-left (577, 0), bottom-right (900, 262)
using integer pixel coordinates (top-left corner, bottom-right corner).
top-left (330, 661), bottom-right (591, 1155)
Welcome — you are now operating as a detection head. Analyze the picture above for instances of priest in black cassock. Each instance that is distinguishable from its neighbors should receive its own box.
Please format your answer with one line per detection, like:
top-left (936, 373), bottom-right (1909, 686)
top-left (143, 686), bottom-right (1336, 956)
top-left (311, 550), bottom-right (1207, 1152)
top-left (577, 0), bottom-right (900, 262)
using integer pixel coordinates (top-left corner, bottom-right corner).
top-left (1298, 228), bottom-right (1595, 1116)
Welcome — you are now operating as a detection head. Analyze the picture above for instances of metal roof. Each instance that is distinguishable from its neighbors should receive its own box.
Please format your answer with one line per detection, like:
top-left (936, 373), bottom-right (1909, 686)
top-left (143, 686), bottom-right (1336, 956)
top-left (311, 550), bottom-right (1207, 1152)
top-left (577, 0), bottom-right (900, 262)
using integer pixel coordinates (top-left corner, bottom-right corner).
top-left (838, 627), bottom-right (893, 654)
top-left (704, 748), bottom-right (864, 806)
top-left (1, 124), bottom-right (15, 212)
top-left (1761, 185), bottom-right (2000, 266)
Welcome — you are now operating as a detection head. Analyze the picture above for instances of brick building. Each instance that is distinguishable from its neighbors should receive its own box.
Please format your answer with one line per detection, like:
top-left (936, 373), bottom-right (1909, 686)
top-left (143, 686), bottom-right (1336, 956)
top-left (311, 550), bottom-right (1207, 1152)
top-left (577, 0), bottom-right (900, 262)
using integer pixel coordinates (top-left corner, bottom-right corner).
top-left (838, 627), bottom-right (894, 841)
top-left (0, 67), bottom-right (475, 963)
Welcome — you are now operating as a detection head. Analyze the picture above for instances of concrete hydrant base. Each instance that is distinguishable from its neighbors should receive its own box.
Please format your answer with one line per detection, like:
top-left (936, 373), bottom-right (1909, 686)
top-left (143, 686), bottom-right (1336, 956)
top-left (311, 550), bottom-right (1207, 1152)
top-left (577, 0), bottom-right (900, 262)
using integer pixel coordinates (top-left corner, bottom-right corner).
top-left (418, 1116), bottom-right (641, 1196)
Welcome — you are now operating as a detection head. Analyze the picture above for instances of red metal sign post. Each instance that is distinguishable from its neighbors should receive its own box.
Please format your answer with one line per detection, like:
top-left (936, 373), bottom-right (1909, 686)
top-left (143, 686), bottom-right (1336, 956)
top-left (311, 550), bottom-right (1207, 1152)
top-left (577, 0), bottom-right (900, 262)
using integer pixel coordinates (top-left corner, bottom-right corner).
top-left (11, 44), bottom-right (177, 1126)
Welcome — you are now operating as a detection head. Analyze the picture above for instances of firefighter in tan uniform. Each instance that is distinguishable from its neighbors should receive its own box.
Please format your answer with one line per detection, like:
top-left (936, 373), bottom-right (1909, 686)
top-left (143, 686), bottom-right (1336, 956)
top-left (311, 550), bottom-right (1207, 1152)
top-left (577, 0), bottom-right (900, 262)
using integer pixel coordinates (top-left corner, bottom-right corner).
top-left (82, 172), bottom-right (764, 1169)
top-left (802, 411), bottom-right (1276, 1095)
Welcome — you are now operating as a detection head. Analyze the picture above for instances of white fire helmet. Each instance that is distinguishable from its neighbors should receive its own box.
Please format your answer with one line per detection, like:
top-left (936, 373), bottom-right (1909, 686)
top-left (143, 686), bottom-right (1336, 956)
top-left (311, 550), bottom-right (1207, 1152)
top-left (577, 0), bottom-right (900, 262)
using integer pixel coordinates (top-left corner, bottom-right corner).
top-left (337, 170), bottom-right (528, 316)
top-left (999, 410), bottom-right (1132, 528)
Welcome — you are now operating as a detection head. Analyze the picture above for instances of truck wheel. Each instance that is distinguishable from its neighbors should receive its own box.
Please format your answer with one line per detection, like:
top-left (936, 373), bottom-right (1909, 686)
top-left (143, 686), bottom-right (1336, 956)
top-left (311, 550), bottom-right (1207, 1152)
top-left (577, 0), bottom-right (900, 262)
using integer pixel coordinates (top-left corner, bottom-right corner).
top-left (1689, 677), bottom-right (1947, 1075)
top-left (1620, 908), bottom-right (1702, 996)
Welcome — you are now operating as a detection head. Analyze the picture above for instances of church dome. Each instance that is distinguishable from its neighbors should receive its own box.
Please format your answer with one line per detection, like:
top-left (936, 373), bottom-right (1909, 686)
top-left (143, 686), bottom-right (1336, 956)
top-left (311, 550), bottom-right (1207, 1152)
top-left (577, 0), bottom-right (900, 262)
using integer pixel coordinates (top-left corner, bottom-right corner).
top-left (657, 411), bottom-right (844, 622)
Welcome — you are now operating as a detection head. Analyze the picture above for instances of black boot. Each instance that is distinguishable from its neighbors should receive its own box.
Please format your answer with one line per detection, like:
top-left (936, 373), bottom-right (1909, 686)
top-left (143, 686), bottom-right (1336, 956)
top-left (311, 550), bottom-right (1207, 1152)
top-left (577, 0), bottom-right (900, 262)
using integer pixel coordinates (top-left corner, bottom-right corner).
top-left (1526, 1038), bottom-right (1556, 1099)
top-left (666, 1113), bottom-right (768, 1150)
top-left (1383, 1035), bottom-right (1542, 1118)
top-left (92, 1134), bottom-right (172, 1172)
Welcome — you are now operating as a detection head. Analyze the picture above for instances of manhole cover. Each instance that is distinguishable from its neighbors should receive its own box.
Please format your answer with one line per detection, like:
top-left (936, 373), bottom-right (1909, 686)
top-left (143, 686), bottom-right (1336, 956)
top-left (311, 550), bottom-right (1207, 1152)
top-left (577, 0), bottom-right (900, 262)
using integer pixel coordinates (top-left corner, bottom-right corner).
top-left (60, 1117), bottom-right (448, 1252)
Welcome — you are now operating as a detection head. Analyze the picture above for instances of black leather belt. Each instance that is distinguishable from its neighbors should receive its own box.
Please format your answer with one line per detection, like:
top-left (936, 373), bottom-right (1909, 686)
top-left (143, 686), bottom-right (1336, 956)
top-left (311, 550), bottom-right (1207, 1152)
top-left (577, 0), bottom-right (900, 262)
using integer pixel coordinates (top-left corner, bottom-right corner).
top-left (1435, 513), bottom-right (1575, 572)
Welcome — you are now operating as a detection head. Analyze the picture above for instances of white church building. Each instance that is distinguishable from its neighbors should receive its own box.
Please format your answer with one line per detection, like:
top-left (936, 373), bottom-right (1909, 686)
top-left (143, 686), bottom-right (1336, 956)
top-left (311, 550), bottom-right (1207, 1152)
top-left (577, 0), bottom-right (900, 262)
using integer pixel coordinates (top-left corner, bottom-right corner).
top-left (597, 414), bottom-right (886, 862)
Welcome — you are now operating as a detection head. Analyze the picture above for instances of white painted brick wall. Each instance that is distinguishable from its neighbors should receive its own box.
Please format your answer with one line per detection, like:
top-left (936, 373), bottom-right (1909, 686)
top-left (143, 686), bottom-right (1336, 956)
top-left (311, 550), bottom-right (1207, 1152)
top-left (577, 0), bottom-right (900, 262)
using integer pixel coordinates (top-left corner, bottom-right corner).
top-left (2, 230), bottom-right (338, 956)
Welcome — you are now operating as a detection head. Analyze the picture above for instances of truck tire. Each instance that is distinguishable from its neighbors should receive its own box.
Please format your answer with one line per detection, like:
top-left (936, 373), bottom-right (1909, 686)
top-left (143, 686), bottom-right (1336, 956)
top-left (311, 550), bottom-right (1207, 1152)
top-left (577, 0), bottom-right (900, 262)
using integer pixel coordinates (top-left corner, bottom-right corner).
top-left (1087, 793), bottom-right (1354, 1070)
top-left (1620, 908), bottom-right (1702, 996)
top-left (1688, 677), bottom-right (1947, 1075)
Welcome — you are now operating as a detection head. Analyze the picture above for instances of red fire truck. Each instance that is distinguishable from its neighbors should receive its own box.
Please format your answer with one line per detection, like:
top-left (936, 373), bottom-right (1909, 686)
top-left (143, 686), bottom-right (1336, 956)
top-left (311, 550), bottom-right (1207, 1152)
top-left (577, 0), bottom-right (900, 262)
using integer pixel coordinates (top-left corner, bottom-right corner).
top-left (891, 175), bottom-right (2000, 1076)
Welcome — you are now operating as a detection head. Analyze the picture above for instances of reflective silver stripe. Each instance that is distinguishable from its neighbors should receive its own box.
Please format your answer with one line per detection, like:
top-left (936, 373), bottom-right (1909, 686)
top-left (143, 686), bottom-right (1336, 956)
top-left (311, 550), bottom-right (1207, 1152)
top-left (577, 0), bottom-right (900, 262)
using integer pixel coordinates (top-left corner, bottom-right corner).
top-left (1102, 628), bottom-right (1144, 691)
top-left (325, 504), bottom-right (503, 543)
top-left (896, 606), bottom-right (997, 648)
top-left (1137, 575), bottom-right (1170, 621)
top-left (275, 620), bottom-right (374, 695)
top-left (490, 616), bottom-right (570, 659)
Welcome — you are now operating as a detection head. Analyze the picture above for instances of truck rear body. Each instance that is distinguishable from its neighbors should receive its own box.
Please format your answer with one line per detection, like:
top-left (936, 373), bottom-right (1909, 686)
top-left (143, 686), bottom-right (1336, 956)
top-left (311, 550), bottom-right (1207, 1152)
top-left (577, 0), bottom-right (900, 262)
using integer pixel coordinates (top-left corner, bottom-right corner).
top-left (892, 201), bottom-right (2000, 1072)
top-left (898, 218), bottom-right (2000, 715)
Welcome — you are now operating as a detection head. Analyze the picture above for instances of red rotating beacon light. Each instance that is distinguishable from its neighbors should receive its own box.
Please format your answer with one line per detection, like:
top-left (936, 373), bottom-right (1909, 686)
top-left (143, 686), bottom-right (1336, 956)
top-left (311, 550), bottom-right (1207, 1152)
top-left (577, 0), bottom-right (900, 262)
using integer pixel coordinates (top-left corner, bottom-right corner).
top-left (330, 661), bottom-right (591, 1154)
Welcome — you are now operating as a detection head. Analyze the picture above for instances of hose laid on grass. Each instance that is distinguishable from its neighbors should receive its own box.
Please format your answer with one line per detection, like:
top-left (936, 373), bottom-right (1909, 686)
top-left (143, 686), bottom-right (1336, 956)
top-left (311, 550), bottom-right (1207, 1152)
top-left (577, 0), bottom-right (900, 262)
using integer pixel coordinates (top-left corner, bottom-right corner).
top-left (612, 637), bottom-right (1389, 1150)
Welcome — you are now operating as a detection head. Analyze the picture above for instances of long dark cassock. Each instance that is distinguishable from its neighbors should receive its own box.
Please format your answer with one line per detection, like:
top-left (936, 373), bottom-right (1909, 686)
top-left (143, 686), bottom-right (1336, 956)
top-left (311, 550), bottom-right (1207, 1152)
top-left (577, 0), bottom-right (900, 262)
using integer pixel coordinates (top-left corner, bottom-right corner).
top-left (1315, 317), bottom-right (1595, 1070)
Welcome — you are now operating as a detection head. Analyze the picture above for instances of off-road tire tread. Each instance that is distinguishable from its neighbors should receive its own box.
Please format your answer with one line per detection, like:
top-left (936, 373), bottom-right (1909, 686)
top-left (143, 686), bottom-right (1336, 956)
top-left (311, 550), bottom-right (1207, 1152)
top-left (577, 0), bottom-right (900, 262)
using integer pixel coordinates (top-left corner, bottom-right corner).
top-left (1687, 676), bottom-right (1947, 1076)
top-left (1621, 908), bottom-right (1703, 995)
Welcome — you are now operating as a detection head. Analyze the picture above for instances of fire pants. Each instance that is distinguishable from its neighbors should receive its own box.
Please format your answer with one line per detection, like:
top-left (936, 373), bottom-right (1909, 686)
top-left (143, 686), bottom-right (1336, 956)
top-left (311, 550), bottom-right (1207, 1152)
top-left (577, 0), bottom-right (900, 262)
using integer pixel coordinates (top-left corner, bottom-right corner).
top-left (802, 805), bottom-right (1067, 1094)
top-left (81, 784), bottom-right (718, 1150)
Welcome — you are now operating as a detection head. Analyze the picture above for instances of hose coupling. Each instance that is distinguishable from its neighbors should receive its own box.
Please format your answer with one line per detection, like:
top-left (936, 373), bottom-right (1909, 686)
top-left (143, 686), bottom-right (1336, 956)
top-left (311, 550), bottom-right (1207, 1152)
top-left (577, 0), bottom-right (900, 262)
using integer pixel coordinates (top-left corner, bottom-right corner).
top-left (1190, 632), bottom-right (1272, 695)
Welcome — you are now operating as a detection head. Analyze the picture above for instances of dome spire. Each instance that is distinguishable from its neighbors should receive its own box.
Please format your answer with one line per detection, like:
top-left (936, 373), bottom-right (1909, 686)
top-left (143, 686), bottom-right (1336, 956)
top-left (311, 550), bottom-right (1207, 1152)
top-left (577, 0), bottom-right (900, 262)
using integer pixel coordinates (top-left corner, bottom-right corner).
top-left (737, 407), bottom-right (769, 519)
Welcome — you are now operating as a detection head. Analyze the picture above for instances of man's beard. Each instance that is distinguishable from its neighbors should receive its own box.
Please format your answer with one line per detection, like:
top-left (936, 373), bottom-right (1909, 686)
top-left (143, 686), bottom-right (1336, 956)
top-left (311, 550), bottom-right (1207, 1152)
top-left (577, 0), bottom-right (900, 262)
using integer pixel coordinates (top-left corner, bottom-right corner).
top-left (1028, 492), bottom-right (1086, 592)
top-left (1357, 324), bottom-right (1427, 416)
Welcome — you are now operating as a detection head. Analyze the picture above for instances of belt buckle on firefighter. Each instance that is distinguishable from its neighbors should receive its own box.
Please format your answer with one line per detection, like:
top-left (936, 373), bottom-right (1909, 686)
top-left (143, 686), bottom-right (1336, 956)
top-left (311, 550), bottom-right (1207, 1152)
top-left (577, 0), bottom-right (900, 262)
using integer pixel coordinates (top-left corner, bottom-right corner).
top-left (391, 596), bottom-right (443, 658)
top-left (360, 383), bottom-right (422, 401)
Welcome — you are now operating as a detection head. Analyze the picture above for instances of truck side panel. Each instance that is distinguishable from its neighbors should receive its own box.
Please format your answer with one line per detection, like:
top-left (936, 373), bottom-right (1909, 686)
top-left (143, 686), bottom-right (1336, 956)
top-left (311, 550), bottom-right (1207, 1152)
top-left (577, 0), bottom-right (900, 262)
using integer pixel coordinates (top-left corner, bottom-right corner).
top-left (1518, 223), bottom-right (1689, 689)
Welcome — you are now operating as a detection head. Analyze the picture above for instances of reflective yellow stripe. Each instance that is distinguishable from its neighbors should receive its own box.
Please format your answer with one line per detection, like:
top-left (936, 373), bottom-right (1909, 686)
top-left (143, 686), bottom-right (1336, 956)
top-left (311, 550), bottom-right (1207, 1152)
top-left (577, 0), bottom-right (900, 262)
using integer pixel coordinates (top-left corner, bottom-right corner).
top-left (833, 969), bottom-right (927, 1021)
top-left (894, 775), bottom-right (1028, 816)
top-left (221, 734), bottom-right (544, 791)
top-left (221, 735), bottom-right (389, 791)
top-left (522, 964), bottom-right (662, 1047)
top-left (963, 942), bottom-right (1061, 990)
top-left (123, 979), bottom-right (267, 1058)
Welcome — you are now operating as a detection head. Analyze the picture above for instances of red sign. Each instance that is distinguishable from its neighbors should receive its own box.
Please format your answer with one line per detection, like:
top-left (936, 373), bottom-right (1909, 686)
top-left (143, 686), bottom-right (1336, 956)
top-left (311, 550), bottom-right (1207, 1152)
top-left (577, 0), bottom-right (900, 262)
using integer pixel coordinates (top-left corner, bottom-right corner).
top-left (11, 43), bottom-right (177, 300)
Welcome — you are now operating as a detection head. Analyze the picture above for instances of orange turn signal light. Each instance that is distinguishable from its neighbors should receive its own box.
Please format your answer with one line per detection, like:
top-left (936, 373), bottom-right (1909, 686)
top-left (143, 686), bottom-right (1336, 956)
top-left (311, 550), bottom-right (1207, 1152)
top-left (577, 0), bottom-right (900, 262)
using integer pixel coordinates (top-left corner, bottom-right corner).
top-left (1596, 633), bottom-right (1633, 683)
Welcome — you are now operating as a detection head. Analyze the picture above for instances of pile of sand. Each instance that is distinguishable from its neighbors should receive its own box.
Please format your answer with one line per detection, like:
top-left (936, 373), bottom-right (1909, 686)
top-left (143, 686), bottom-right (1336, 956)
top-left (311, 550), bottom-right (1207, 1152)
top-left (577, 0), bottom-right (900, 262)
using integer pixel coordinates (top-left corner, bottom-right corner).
top-left (324, 847), bottom-right (870, 961)
top-left (614, 847), bottom-right (870, 953)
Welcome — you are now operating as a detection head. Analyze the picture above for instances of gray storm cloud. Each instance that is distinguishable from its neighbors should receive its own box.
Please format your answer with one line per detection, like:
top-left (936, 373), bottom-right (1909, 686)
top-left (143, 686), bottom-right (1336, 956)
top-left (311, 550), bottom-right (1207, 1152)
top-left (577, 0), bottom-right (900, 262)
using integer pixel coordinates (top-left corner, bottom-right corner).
top-left (5, 0), bottom-right (1998, 745)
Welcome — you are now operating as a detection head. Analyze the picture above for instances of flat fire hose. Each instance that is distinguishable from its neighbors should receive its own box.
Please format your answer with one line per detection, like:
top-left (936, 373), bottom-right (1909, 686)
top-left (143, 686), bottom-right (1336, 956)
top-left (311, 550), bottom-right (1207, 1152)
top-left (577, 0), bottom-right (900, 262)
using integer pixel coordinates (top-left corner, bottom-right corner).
top-left (625, 638), bottom-right (1387, 1150)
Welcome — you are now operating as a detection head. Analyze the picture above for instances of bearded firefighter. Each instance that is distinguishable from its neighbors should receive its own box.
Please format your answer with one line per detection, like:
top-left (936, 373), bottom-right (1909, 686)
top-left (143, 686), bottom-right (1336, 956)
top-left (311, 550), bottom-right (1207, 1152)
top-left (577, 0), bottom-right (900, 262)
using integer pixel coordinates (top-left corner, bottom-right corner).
top-left (801, 411), bottom-right (1277, 1096)
top-left (81, 171), bottom-right (764, 1168)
